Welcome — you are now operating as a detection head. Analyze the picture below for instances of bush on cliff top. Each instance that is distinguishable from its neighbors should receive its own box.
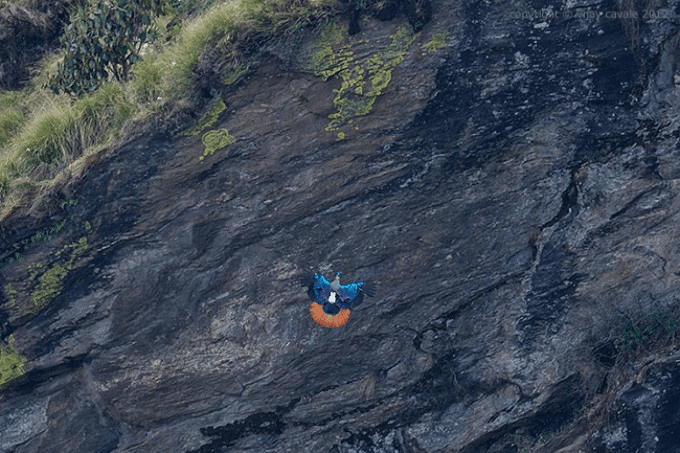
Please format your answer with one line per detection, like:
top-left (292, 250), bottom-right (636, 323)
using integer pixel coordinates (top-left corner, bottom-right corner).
top-left (0, 0), bottom-right (338, 218)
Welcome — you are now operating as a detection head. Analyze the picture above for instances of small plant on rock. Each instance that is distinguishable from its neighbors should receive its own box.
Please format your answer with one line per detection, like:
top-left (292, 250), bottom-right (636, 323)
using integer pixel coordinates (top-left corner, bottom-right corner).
top-left (622, 312), bottom-right (678, 353)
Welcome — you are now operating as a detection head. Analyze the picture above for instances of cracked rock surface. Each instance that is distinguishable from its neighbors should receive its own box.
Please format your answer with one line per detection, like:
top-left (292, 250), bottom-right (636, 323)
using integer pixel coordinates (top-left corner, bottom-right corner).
top-left (3, 1), bottom-right (680, 452)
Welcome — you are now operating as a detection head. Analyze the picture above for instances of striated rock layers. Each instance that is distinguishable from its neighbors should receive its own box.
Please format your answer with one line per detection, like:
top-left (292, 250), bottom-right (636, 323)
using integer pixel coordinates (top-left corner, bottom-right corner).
top-left (3, 0), bottom-right (680, 452)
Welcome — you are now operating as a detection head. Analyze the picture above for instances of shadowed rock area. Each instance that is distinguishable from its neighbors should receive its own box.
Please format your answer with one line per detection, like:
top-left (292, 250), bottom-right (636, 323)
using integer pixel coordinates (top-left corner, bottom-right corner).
top-left (0, 0), bottom-right (72, 89)
top-left (3, 0), bottom-right (680, 452)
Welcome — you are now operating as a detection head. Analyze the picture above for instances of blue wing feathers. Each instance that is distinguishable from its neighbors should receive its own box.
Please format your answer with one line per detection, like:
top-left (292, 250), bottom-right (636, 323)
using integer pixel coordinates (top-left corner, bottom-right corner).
top-left (302, 273), bottom-right (375, 311)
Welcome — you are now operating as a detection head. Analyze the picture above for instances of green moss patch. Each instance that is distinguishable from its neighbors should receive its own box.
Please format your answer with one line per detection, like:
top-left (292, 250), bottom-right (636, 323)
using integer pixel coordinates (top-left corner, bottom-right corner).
top-left (184, 98), bottom-right (227, 136)
top-left (307, 21), bottom-right (353, 81)
top-left (307, 22), bottom-right (418, 131)
top-left (31, 236), bottom-right (89, 310)
top-left (224, 65), bottom-right (249, 85)
top-left (0, 340), bottom-right (26, 389)
top-left (423, 31), bottom-right (450, 52)
top-left (200, 128), bottom-right (236, 162)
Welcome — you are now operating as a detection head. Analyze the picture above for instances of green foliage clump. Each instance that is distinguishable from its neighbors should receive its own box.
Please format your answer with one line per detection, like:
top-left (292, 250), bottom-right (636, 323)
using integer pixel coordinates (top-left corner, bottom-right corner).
top-left (32, 263), bottom-right (68, 310)
top-left (48, 0), bottom-right (166, 96)
top-left (184, 98), bottom-right (227, 136)
top-left (0, 338), bottom-right (26, 389)
top-left (144, 3), bottom-right (238, 100)
top-left (307, 23), bottom-right (418, 131)
top-left (31, 236), bottom-right (89, 310)
top-left (622, 312), bottom-right (678, 353)
top-left (200, 128), bottom-right (235, 161)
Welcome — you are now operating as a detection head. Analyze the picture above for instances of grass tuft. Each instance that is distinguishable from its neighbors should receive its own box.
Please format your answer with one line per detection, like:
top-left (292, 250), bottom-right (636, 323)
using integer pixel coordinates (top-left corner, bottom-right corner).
top-left (14, 103), bottom-right (74, 169)
top-left (0, 0), bottom-right (339, 217)
top-left (0, 93), bottom-right (25, 147)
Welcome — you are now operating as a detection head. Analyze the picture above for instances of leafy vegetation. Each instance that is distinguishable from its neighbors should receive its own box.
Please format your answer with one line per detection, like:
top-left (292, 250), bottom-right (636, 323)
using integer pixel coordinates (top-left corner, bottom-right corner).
top-left (423, 31), bottom-right (449, 52)
top-left (0, 93), bottom-right (25, 148)
top-left (0, 0), bottom-right (339, 218)
top-left (3, 283), bottom-right (17, 306)
top-left (621, 312), bottom-right (678, 353)
top-left (14, 103), bottom-right (75, 168)
top-left (48, 0), bottom-right (166, 96)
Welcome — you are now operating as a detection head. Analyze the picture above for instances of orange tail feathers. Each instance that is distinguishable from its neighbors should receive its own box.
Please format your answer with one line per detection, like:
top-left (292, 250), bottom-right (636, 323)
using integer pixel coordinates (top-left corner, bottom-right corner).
top-left (309, 303), bottom-right (351, 328)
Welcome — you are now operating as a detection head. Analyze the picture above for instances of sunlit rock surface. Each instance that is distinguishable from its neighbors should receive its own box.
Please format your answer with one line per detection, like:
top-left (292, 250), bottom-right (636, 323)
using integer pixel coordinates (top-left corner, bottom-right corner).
top-left (3, 0), bottom-right (680, 452)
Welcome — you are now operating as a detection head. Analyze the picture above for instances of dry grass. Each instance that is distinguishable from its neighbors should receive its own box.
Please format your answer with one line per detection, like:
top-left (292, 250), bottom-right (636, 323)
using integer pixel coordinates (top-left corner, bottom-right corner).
top-left (0, 0), bottom-right (340, 219)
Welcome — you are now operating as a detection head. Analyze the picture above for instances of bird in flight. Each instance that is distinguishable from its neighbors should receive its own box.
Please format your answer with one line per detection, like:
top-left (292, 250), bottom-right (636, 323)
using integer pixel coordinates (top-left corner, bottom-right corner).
top-left (301, 272), bottom-right (375, 328)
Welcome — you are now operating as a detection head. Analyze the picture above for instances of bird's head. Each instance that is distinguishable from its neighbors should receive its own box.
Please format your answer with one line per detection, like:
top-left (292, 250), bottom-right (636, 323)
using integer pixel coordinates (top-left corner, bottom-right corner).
top-left (330, 273), bottom-right (341, 292)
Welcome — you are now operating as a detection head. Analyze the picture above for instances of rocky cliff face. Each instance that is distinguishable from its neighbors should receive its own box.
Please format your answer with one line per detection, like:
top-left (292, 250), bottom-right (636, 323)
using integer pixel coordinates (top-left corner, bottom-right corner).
top-left (3, 0), bottom-right (680, 452)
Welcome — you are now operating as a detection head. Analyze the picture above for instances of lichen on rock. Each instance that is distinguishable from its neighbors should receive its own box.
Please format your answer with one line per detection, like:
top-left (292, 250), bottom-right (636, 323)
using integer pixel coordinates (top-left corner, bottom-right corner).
top-left (307, 21), bottom-right (418, 131)
top-left (0, 338), bottom-right (26, 390)
top-left (184, 98), bottom-right (227, 136)
top-left (423, 31), bottom-right (449, 52)
top-left (200, 128), bottom-right (235, 161)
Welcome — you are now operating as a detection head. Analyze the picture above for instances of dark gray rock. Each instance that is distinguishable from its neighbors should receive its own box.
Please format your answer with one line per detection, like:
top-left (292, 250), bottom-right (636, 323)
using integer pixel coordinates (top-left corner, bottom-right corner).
top-left (3, 0), bottom-right (680, 452)
top-left (0, 0), bottom-right (72, 89)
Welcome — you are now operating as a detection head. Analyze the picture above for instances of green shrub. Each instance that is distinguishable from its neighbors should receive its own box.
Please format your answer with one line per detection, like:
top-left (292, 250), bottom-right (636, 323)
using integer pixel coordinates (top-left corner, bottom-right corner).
top-left (48, 0), bottom-right (166, 96)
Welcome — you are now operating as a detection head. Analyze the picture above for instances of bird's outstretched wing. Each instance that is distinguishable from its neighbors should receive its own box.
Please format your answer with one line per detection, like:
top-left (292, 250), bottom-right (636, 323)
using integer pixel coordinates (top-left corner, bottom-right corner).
top-left (361, 282), bottom-right (376, 298)
top-left (336, 280), bottom-right (376, 308)
top-left (300, 273), bottom-right (332, 304)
